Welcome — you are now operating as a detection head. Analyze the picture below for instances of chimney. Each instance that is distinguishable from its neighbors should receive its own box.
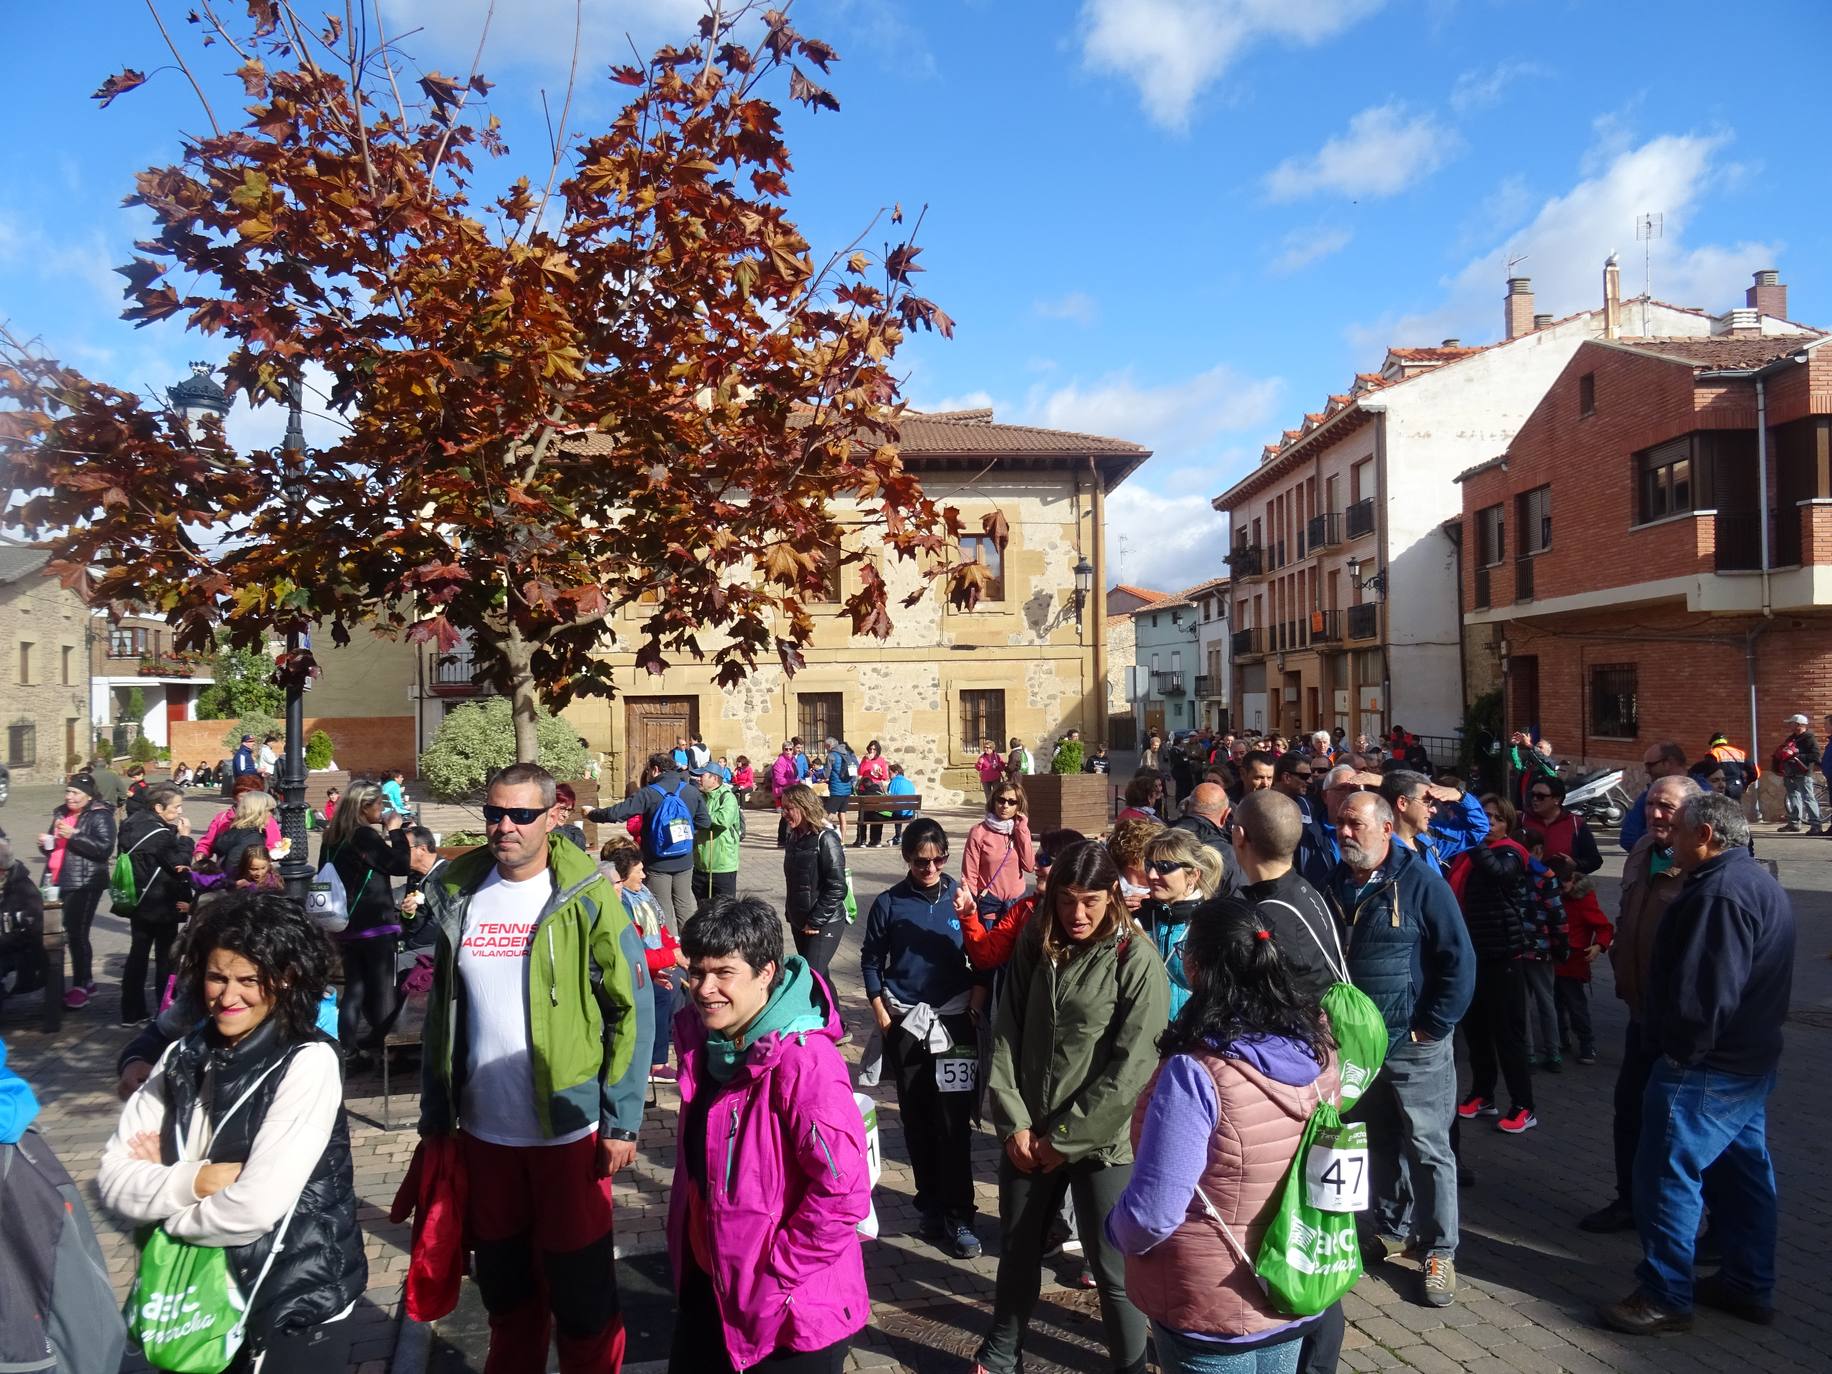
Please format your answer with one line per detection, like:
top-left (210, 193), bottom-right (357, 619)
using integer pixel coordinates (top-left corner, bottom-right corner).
top-left (1441, 338), bottom-right (1462, 348)
top-left (1726, 307), bottom-right (1761, 337)
top-left (1747, 269), bottom-right (1788, 320)
top-left (1505, 277), bottom-right (1536, 340)
top-left (1603, 253), bottom-right (1622, 339)
top-left (1533, 313), bottom-right (1554, 329)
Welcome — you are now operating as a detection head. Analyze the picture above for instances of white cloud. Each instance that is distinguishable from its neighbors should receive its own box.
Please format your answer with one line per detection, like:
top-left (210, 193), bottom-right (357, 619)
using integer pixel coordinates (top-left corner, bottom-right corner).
top-left (1078, 0), bottom-right (1384, 131)
top-left (1021, 363), bottom-right (1283, 450)
top-left (1270, 224), bottom-right (1353, 275)
top-left (911, 389), bottom-right (995, 415)
top-left (1105, 486), bottom-right (1228, 592)
top-left (1264, 103), bottom-right (1458, 202)
top-left (1449, 61), bottom-right (1548, 114)
top-left (222, 361), bottom-right (349, 454)
top-left (0, 211), bottom-right (122, 310)
top-left (1348, 130), bottom-right (1780, 352)
top-left (1033, 291), bottom-right (1099, 325)
top-left (378, 0), bottom-right (704, 76)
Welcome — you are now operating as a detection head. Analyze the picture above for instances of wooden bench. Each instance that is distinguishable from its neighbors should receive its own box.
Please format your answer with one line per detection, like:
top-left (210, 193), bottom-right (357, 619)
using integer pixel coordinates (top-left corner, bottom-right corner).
top-left (844, 794), bottom-right (924, 822)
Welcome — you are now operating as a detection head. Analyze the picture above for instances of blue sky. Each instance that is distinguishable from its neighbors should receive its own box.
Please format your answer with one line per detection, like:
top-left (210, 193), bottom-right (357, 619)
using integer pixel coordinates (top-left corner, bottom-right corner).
top-left (4, 1), bottom-right (1829, 593)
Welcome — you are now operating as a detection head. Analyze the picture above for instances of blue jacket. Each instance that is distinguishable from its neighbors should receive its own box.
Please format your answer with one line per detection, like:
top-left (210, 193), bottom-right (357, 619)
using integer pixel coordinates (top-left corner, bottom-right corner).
top-left (859, 874), bottom-right (974, 1007)
top-left (823, 752), bottom-right (857, 798)
top-left (1644, 848), bottom-right (1795, 1075)
top-left (886, 774), bottom-right (917, 819)
top-left (1619, 787), bottom-right (1650, 853)
top-left (232, 744), bottom-right (258, 776)
top-left (1296, 816), bottom-right (1338, 892)
top-left (1331, 842), bottom-right (1475, 1043)
top-left (1428, 792), bottom-right (1491, 862)
top-left (1141, 897), bottom-right (1205, 1018)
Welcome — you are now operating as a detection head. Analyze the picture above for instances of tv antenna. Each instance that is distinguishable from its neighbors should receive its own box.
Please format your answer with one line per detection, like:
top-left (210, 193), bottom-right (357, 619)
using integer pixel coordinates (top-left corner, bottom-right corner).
top-left (1506, 251), bottom-right (1529, 278)
top-left (1636, 212), bottom-right (1663, 330)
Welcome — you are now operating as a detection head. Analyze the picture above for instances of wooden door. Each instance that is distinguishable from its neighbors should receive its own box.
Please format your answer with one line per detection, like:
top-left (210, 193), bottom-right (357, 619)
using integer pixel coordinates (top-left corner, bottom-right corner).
top-left (623, 697), bottom-right (699, 794)
top-left (165, 687), bottom-right (188, 733)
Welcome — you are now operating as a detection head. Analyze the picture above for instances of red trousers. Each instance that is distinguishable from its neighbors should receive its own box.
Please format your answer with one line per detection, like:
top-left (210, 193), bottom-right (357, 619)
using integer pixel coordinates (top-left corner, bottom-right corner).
top-left (459, 1132), bottom-right (625, 1374)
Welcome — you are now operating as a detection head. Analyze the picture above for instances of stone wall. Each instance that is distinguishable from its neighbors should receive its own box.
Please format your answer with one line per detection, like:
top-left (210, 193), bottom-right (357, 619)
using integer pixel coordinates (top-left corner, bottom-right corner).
top-left (0, 571), bottom-right (93, 781)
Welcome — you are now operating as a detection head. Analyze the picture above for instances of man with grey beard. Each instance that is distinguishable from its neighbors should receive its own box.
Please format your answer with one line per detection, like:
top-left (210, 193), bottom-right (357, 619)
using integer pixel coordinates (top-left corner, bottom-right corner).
top-left (1331, 791), bottom-right (1474, 1309)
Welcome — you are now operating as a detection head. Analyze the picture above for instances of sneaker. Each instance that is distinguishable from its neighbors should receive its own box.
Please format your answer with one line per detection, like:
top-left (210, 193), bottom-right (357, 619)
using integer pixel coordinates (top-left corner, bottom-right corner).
top-left (1577, 1048), bottom-right (1599, 1065)
top-left (647, 1064), bottom-right (678, 1084)
top-left (1578, 1200), bottom-right (1637, 1233)
top-left (946, 1220), bottom-right (982, 1260)
top-left (1540, 1055), bottom-right (1563, 1074)
top-left (1598, 1289), bottom-right (1692, 1335)
top-left (1422, 1255), bottom-right (1457, 1307)
top-left (1778, 823), bottom-right (1802, 833)
top-left (1076, 1264), bottom-right (1097, 1289)
top-left (1456, 1095), bottom-right (1498, 1119)
top-left (1497, 1108), bottom-right (1538, 1134)
top-left (63, 985), bottom-right (90, 1010)
top-left (1363, 1232), bottom-right (1412, 1266)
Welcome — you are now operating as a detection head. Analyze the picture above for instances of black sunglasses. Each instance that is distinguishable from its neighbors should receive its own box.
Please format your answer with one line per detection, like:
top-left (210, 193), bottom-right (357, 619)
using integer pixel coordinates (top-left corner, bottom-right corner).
top-left (1147, 858), bottom-right (1193, 877)
top-left (1528, 790), bottom-right (1554, 800)
top-left (909, 855), bottom-right (947, 870)
top-left (483, 803), bottom-right (547, 826)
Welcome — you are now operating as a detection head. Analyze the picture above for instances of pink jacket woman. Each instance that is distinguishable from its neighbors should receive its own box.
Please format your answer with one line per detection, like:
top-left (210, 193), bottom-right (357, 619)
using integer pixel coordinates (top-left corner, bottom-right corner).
top-left (962, 814), bottom-right (1034, 906)
top-left (668, 965), bottom-right (870, 1369)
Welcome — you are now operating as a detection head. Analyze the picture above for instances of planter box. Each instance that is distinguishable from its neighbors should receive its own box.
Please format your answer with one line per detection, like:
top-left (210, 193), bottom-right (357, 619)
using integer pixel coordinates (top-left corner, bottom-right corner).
top-left (1023, 772), bottom-right (1113, 837)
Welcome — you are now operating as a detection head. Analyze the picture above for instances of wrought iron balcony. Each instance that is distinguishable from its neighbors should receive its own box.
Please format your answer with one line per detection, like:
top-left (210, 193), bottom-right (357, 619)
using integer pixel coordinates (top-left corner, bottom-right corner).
top-left (1307, 513), bottom-right (1342, 551)
top-left (1346, 603), bottom-right (1378, 640)
top-left (1345, 497), bottom-right (1376, 540)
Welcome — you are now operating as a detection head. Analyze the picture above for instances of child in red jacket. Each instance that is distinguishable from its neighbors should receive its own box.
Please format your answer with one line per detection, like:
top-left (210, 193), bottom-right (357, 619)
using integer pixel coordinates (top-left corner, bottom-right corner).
top-left (1547, 854), bottom-right (1613, 1065)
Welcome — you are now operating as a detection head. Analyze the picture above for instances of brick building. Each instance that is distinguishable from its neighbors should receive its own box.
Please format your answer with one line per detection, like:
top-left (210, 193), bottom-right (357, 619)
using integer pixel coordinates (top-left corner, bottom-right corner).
top-left (0, 539), bottom-right (92, 781)
top-left (1215, 263), bottom-right (1810, 750)
top-left (89, 611), bottom-right (212, 752)
top-left (1457, 312), bottom-right (1830, 781)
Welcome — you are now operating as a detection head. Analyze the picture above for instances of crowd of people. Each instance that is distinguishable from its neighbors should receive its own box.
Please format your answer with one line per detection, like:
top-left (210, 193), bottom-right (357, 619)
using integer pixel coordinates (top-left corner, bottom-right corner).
top-left (0, 712), bottom-right (1803, 1374)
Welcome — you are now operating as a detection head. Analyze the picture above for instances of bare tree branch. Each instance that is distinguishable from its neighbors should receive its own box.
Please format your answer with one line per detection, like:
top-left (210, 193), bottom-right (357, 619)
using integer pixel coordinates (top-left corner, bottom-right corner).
top-left (524, 0), bottom-right (582, 244)
top-left (142, 0), bottom-right (221, 137)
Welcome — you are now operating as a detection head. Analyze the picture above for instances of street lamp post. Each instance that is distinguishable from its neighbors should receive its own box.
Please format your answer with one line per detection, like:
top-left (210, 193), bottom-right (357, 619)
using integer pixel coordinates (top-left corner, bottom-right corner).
top-left (277, 378), bottom-right (313, 901)
top-left (1072, 555), bottom-right (1094, 632)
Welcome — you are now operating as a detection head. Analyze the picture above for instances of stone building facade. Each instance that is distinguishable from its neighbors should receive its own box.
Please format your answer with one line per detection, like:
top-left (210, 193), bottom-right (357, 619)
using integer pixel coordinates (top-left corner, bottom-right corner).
top-left (1, 540), bottom-right (92, 782)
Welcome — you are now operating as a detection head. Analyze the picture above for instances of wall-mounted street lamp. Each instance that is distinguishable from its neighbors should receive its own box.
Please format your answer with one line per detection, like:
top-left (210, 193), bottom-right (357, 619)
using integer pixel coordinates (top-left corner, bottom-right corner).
top-left (1072, 556), bottom-right (1094, 628)
top-left (1346, 554), bottom-right (1387, 597)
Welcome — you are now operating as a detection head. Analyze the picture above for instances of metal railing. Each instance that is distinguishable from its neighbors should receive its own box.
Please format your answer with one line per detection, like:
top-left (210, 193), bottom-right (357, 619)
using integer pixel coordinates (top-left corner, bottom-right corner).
top-left (1310, 609), bottom-right (1342, 643)
top-left (1231, 626), bottom-right (1263, 657)
top-left (1345, 497), bottom-right (1376, 539)
top-left (1346, 603), bottom-right (1378, 640)
top-left (1307, 513), bottom-right (1342, 551)
top-left (430, 649), bottom-right (488, 692)
top-left (1714, 512), bottom-right (1763, 573)
top-left (1152, 671), bottom-right (1186, 697)
top-left (1227, 544), bottom-right (1263, 577)
top-left (1516, 558), bottom-right (1536, 601)
top-left (1474, 566), bottom-right (1491, 609)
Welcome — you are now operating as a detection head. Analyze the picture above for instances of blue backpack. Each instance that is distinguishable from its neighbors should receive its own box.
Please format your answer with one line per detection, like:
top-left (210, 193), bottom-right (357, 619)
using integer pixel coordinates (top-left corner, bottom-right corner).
top-left (648, 781), bottom-right (695, 860)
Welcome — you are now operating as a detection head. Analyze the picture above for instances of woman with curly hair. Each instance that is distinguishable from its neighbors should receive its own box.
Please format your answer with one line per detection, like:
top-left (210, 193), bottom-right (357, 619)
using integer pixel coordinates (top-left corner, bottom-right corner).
top-left (1106, 899), bottom-right (1342, 1374)
top-left (99, 890), bottom-right (367, 1372)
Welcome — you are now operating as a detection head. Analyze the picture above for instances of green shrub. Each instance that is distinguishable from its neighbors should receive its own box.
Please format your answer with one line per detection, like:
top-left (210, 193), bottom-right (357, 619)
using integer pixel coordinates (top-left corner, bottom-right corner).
top-left (220, 712), bottom-right (282, 751)
top-left (129, 733), bottom-right (159, 764)
top-left (418, 697), bottom-right (588, 800)
top-left (125, 686), bottom-right (147, 723)
top-left (1050, 739), bottom-right (1085, 774)
top-left (156, 745), bottom-right (171, 762)
top-left (441, 830), bottom-right (488, 848)
top-left (305, 728), bottom-right (335, 770)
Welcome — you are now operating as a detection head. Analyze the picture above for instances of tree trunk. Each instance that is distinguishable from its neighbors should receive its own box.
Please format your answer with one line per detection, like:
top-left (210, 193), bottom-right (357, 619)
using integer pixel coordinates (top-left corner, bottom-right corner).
top-left (503, 625), bottom-right (541, 764)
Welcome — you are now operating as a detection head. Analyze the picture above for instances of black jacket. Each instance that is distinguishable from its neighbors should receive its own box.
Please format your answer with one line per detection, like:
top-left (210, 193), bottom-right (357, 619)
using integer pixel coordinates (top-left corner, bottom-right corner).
top-left (329, 825), bottom-right (413, 936)
top-left (1243, 868), bottom-right (1345, 1003)
top-left (1645, 847), bottom-right (1796, 1075)
top-left (116, 811), bottom-right (192, 925)
top-left (52, 802), bottom-right (117, 892)
top-left (1455, 841), bottom-right (1534, 962)
top-left (587, 768), bottom-right (711, 874)
top-left (156, 1018), bottom-right (365, 1345)
top-left (783, 825), bottom-right (848, 929)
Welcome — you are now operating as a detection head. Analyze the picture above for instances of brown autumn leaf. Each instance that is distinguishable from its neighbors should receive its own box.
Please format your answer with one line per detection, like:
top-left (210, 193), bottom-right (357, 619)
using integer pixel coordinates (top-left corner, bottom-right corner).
top-left (92, 69), bottom-right (148, 108)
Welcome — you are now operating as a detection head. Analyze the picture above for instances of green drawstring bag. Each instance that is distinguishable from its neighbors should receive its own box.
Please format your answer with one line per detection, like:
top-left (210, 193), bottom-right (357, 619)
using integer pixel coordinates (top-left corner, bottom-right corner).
top-left (125, 1055), bottom-right (301, 1372)
top-left (1258, 899), bottom-right (1390, 1108)
top-left (1199, 1085), bottom-right (1368, 1318)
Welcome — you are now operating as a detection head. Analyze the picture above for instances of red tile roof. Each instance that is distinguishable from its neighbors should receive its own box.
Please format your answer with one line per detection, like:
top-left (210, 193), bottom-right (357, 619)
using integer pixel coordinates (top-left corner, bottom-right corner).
top-left (1608, 335), bottom-right (1823, 370)
top-left (1385, 345), bottom-right (1485, 363)
top-left (1112, 583), bottom-right (1171, 603)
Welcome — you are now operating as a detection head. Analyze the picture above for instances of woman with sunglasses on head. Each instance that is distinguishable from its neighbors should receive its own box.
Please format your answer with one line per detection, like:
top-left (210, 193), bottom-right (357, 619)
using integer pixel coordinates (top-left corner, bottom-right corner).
top-left (321, 783), bottom-right (413, 1071)
top-left (99, 890), bottom-right (366, 1373)
top-left (1137, 829), bottom-right (1225, 1018)
top-left (860, 818), bottom-right (987, 1260)
top-left (1106, 900), bottom-right (1341, 1374)
top-left (963, 782), bottom-right (1034, 930)
top-left (976, 841), bottom-right (1170, 1374)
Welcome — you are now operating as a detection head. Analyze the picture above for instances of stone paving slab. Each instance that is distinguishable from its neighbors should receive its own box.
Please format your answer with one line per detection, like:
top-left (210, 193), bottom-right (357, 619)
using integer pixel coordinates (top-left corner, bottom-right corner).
top-left (5, 807), bottom-right (1832, 1373)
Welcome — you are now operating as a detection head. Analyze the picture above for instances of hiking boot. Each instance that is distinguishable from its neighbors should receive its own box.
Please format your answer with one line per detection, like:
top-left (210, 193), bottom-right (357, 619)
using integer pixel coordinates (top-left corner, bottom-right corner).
top-left (1693, 1273), bottom-right (1775, 1325)
top-left (1422, 1255), bottom-right (1457, 1307)
top-left (1456, 1095), bottom-right (1498, 1119)
top-left (946, 1219), bottom-right (982, 1260)
top-left (1497, 1107), bottom-right (1538, 1134)
top-left (1598, 1289), bottom-right (1692, 1335)
top-left (1578, 1200), bottom-right (1636, 1234)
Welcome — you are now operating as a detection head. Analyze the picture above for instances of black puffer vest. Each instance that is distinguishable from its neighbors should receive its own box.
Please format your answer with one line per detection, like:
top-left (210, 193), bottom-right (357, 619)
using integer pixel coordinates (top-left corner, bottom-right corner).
top-left (1458, 843), bottom-right (1532, 961)
top-left (156, 1018), bottom-right (366, 1343)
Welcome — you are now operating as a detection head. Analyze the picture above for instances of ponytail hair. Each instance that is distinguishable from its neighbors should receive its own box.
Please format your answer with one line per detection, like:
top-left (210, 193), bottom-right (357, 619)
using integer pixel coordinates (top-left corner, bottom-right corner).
top-left (1156, 897), bottom-right (1332, 1066)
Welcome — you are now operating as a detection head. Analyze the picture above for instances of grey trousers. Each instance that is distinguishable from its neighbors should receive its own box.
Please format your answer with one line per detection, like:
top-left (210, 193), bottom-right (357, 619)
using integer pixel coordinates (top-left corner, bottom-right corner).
top-left (648, 866), bottom-right (696, 933)
top-left (978, 1155), bottom-right (1147, 1373)
top-left (1352, 1033), bottom-right (1460, 1259)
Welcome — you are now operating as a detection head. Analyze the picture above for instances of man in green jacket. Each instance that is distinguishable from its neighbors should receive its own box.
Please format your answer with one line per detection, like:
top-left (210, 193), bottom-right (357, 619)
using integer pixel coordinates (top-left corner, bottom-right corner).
top-left (691, 767), bottom-right (741, 914)
top-left (417, 762), bottom-right (647, 1373)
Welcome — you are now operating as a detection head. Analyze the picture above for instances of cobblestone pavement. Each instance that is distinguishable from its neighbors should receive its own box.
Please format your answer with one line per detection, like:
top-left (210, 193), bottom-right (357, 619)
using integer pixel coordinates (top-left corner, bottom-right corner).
top-left (5, 794), bottom-right (1831, 1373)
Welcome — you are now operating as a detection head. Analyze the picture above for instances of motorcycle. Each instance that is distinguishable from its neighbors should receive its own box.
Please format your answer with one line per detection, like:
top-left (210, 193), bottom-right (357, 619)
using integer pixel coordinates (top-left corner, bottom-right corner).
top-left (1563, 768), bottom-right (1634, 828)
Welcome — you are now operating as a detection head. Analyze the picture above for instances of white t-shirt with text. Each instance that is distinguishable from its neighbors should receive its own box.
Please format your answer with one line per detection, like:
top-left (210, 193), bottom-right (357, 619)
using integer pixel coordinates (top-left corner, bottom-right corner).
top-left (456, 867), bottom-right (592, 1147)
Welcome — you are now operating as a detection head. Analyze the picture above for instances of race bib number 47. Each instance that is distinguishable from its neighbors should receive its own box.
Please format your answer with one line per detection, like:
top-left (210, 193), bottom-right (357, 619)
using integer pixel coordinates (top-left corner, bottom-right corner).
top-left (1303, 1121), bottom-right (1369, 1214)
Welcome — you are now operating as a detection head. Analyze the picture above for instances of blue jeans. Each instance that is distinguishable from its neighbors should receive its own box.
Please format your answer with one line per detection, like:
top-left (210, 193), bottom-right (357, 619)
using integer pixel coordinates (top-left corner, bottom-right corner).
top-left (1351, 1033), bottom-right (1459, 1258)
top-left (1152, 1323), bottom-right (1303, 1374)
top-left (1783, 773), bottom-right (1821, 826)
top-left (1633, 1059), bottom-right (1778, 1310)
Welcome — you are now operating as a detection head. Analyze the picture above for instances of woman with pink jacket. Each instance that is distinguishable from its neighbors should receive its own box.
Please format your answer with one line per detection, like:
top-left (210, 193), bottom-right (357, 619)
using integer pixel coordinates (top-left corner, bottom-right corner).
top-left (669, 895), bottom-right (870, 1374)
top-left (961, 781), bottom-right (1034, 920)
top-left (1106, 899), bottom-right (1343, 1374)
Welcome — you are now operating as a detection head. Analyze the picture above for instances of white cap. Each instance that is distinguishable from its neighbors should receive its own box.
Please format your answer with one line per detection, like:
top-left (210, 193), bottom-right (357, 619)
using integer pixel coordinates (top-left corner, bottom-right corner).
top-left (1788, 713), bottom-right (1809, 725)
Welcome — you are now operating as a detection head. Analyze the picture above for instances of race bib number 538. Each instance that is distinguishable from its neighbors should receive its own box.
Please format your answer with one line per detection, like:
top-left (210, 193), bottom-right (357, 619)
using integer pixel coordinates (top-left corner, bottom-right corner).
top-left (934, 1053), bottom-right (978, 1094)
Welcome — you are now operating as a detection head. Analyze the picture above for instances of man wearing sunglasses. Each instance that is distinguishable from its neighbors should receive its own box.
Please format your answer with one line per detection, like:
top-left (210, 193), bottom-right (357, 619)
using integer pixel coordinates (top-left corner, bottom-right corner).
top-left (417, 762), bottom-right (650, 1374)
